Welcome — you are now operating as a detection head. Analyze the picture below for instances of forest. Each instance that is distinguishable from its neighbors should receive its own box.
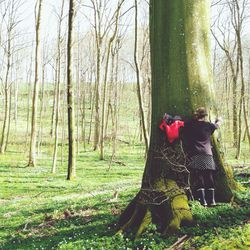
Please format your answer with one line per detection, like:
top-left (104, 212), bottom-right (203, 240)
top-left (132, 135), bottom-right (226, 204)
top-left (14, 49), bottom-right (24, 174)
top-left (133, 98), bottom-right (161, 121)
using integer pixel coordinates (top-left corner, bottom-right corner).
top-left (0, 0), bottom-right (249, 249)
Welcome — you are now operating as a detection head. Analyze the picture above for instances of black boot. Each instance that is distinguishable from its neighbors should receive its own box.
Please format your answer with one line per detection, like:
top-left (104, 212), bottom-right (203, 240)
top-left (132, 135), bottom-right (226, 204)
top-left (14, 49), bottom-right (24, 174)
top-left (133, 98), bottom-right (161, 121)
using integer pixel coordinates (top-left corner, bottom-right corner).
top-left (186, 187), bottom-right (194, 201)
top-left (207, 188), bottom-right (216, 207)
top-left (197, 188), bottom-right (207, 206)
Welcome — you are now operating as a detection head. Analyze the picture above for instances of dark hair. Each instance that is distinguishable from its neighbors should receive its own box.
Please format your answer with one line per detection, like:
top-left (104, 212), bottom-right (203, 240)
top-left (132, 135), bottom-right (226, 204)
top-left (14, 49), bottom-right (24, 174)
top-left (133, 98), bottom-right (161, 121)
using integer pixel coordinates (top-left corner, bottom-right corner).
top-left (193, 107), bottom-right (208, 120)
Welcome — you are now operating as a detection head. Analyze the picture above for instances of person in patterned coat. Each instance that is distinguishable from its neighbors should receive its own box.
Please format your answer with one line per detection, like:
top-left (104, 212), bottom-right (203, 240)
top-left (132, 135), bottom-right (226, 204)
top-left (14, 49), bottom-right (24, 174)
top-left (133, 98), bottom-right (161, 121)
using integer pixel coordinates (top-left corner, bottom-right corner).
top-left (181, 107), bottom-right (222, 206)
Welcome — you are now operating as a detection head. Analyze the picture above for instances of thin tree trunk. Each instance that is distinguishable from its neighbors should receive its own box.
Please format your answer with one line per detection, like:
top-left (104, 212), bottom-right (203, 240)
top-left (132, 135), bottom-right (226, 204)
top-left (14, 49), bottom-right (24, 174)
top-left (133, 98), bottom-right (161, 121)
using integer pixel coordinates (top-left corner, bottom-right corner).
top-left (50, 69), bottom-right (57, 137)
top-left (236, 97), bottom-right (242, 159)
top-left (109, 45), bottom-right (120, 167)
top-left (76, 30), bottom-right (80, 155)
top-left (225, 61), bottom-right (230, 132)
top-left (236, 51), bottom-right (250, 157)
top-left (52, 0), bottom-right (65, 173)
top-left (93, 43), bottom-right (101, 150)
top-left (66, 0), bottom-right (76, 180)
top-left (38, 65), bottom-right (45, 154)
top-left (0, 36), bottom-right (11, 154)
top-left (28, 0), bottom-right (43, 167)
top-left (134, 0), bottom-right (149, 153)
top-left (88, 78), bottom-right (95, 144)
top-left (0, 85), bottom-right (10, 153)
top-left (100, 0), bottom-right (124, 160)
top-left (81, 81), bottom-right (86, 151)
top-left (147, 76), bottom-right (151, 138)
top-left (5, 82), bottom-right (12, 152)
top-left (25, 65), bottom-right (32, 150)
top-left (61, 79), bottom-right (67, 166)
top-left (52, 61), bottom-right (61, 173)
top-left (234, 0), bottom-right (250, 157)
top-left (91, 0), bottom-right (103, 151)
top-left (14, 75), bottom-right (18, 134)
top-left (211, 28), bottom-right (239, 148)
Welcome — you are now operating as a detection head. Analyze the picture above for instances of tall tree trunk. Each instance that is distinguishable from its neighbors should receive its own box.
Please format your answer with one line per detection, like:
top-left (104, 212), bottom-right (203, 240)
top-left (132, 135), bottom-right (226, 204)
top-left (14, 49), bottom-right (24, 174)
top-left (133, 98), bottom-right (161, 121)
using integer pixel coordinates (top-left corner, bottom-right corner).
top-left (28, 0), bottom-right (43, 167)
top-left (118, 0), bottom-right (237, 237)
top-left (50, 71), bottom-right (57, 137)
top-left (81, 81), bottom-right (86, 151)
top-left (37, 64), bottom-right (46, 154)
top-left (109, 44), bottom-right (120, 167)
top-left (93, 42), bottom-right (101, 150)
top-left (0, 36), bottom-right (11, 154)
top-left (52, 60), bottom-right (61, 173)
top-left (100, 0), bottom-right (124, 160)
top-left (61, 79), bottom-right (67, 166)
top-left (14, 75), bottom-right (18, 134)
top-left (211, 27), bottom-right (239, 148)
top-left (88, 80), bottom-right (95, 144)
top-left (25, 63), bottom-right (33, 150)
top-left (230, 59), bottom-right (238, 147)
top-left (0, 83), bottom-right (10, 154)
top-left (233, 0), bottom-right (250, 157)
top-left (76, 30), bottom-right (80, 155)
top-left (66, 0), bottom-right (76, 180)
top-left (236, 97), bottom-right (242, 159)
top-left (52, 0), bottom-right (65, 173)
top-left (134, 0), bottom-right (149, 153)
top-left (225, 61), bottom-right (231, 133)
top-left (5, 81), bottom-right (12, 152)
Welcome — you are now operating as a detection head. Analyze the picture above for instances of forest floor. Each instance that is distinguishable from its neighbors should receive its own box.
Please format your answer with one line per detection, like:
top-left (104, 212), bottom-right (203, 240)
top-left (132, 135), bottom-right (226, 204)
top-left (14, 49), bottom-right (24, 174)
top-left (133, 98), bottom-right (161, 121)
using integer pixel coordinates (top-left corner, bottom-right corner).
top-left (0, 143), bottom-right (249, 250)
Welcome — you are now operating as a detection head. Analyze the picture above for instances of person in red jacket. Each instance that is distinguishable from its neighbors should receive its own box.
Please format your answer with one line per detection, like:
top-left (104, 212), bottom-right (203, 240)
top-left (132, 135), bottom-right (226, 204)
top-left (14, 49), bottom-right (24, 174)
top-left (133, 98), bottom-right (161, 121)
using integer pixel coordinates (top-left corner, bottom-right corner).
top-left (181, 107), bottom-right (222, 206)
top-left (159, 114), bottom-right (184, 144)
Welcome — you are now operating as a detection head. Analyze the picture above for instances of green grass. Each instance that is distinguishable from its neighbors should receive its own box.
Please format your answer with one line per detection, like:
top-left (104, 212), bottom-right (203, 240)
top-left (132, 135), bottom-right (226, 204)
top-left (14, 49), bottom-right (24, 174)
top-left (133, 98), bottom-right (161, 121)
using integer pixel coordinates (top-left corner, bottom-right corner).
top-left (0, 143), bottom-right (144, 250)
top-left (0, 142), bottom-right (249, 250)
top-left (0, 85), bottom-right (249, 249)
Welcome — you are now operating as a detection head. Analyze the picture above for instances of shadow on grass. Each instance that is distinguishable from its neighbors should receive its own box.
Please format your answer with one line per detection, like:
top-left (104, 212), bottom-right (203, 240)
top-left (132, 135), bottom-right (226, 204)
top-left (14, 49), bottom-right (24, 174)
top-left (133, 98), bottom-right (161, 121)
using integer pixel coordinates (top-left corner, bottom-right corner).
top-left (181, 201), bottom-right (250, 235)
top-left (1, 212), bottom-right (118, 250)
top-left (0, 166), bottom-right (28, 173)
top-left (1, 198), bottom-right (249, 250)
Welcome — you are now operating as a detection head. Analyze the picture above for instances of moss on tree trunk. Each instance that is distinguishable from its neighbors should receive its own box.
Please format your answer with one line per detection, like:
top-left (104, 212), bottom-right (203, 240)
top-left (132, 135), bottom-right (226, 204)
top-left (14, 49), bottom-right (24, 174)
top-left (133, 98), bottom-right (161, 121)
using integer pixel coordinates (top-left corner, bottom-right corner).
top-left (117, 178), bottom-right (193, 237)
top-left (117, 0), bottom-right (237, 237)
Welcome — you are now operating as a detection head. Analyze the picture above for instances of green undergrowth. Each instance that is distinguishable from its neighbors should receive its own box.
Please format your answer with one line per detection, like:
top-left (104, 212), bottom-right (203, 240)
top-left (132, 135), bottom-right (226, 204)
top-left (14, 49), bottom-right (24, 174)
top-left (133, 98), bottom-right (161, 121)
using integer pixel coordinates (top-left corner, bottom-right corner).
top-left (0, 145), bottom-right (250, 250)
top-left (1, 186), bottom-right (249, 250)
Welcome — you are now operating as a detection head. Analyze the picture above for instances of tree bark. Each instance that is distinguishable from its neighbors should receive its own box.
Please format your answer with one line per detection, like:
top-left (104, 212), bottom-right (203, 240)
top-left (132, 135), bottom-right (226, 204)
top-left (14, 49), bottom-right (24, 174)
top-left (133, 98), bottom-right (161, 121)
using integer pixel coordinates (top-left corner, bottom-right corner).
top-left (80, 80), bottom-right (86, 151)
top-left (109, 40), bottom-right (121, 168)
top-left (134, 0), bottom-right (149, 153)
top-left (117, 0), bottom-right (237, 237)
top-left (52, 0), bottom-right (65, 174)
top-left (5, 80), bottom-right (12, 152)
top-left (14, 66), bottom-right (19, 134)
top-left (0, 27), bottom-right (11, 154)
top-left (37, 63), bottom-right (46, 155)
top-left (28, 0), bottom-right (43, 167)
top-left (99, 0), bottom-right (124, 160)
top-left (50, 71), bottom-right (57, 137)
top-left (92, 1), bottom-right (101, 151)
top-left (234, 0), bottom-right (250, 153)
top-left (25, 58), bottom-right (33, 150)
top-left (66, 0), bottom-right (76, 180)
top-left (211, 23), bottom-right (239, 148)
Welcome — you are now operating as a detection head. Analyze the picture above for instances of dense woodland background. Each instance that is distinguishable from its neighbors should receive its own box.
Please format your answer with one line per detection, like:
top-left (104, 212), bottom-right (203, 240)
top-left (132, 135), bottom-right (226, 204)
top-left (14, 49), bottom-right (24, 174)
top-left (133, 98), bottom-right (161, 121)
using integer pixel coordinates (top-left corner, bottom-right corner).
top-left (0, 0), bottom-right (249, 168)
top-left (0, 0), bottom-right (249, 249)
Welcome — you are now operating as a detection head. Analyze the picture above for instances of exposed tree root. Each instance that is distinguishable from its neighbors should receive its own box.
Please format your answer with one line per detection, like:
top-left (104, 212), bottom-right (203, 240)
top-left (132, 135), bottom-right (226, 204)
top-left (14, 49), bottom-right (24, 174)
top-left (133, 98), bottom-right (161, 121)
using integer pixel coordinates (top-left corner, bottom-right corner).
top-left (167, 234), bottom-right (190, 250)
top-left (117, 140), bottom-right (236, 238)
top-left (117, 178), bottom-right (193, 237)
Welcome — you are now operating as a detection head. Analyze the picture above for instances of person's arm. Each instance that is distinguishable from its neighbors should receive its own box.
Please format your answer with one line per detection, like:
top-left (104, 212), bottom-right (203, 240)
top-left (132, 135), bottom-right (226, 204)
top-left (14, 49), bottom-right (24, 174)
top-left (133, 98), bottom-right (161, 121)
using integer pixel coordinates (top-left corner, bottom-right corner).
top-left (215, 117), bottom-right (223, 128)
top-left (209, 118), bottom-right (222, 134)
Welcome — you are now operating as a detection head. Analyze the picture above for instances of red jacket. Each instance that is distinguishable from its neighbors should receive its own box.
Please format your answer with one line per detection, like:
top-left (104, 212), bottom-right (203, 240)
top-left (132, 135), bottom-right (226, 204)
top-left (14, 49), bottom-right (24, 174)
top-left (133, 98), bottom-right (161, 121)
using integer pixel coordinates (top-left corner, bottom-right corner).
top-left (159, 119), bottom-right (184, 143)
